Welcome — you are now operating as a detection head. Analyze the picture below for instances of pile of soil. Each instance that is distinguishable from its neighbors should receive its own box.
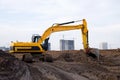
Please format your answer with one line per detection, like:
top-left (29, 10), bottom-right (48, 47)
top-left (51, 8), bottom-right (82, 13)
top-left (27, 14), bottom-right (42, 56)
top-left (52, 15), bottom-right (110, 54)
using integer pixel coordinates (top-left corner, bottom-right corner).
top-left (46, 50), bottom-right (120, 80)
top-left (0, 50), bottom-right (44, 80)
top-left (49, 50), bottom-right (97, 63)
top-left (0, 49), bottom-right (120, 80)
top-left (0, 50), bottom-right (32, 80)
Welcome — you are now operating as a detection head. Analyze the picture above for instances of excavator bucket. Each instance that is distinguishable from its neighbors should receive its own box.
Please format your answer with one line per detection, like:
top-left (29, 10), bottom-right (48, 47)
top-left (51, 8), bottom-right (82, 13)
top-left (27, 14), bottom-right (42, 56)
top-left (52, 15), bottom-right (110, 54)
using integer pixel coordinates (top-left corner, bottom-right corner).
top-left (87, 48), bottom-right (99, 59)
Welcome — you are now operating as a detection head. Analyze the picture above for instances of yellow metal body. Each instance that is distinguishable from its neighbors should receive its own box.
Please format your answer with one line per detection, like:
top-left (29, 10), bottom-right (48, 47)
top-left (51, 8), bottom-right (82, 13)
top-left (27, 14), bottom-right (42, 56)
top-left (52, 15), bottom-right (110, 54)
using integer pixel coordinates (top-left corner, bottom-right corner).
top-left (10, 19), bottom-right (89, 53)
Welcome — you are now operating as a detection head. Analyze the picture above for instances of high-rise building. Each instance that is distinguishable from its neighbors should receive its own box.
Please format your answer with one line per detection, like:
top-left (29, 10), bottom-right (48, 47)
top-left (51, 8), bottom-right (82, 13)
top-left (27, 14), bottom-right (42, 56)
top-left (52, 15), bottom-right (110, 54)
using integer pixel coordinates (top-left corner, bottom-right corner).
top-left (99, 42), bottom-right (108, 50)
top-left (60, 39), bottom-right (74, 50)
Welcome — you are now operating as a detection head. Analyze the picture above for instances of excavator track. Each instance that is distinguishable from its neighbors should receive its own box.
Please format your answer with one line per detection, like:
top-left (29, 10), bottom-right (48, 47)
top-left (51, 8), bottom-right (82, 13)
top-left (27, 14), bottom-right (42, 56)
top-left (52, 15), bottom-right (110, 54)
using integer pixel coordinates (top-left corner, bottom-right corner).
top-left (12, 52), bottom-right (53, 63)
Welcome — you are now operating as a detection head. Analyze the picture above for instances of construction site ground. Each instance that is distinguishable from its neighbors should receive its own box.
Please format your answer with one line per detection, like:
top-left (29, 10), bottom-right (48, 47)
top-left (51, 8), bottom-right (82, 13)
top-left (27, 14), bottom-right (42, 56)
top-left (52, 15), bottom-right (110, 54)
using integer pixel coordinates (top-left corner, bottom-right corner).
top-left (0, 49), bottom-right (120, 80)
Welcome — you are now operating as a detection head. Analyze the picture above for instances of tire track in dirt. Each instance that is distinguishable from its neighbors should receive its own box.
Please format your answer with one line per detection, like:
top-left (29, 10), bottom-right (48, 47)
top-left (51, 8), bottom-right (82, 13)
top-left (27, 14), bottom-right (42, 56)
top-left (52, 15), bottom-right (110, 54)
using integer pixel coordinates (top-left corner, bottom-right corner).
top-left (30, 62), bottom-right (89, 80)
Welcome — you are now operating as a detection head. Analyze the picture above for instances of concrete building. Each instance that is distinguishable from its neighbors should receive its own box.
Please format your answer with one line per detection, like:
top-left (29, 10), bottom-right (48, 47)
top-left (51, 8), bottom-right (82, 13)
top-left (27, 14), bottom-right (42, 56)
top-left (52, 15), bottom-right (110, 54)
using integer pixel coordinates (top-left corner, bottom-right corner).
top-left (99, 42), bottom-right (108, 50)
top-left (48, 43), bottom-right (51, 50)
top-left (60, 39), bottom-right (74, 50)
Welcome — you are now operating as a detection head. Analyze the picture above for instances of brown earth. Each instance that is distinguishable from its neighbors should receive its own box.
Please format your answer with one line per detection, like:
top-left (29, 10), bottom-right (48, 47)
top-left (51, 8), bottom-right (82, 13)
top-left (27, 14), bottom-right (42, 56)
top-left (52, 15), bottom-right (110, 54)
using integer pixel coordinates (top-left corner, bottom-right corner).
top-left (0, 49), bottom-right (120, 80)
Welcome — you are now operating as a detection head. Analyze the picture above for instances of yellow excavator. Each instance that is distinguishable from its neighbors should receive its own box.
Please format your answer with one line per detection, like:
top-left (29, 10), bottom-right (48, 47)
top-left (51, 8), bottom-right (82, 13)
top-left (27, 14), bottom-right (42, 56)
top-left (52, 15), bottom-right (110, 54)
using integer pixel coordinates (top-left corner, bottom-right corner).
top-left (9, 19), bottom-right (97, 62)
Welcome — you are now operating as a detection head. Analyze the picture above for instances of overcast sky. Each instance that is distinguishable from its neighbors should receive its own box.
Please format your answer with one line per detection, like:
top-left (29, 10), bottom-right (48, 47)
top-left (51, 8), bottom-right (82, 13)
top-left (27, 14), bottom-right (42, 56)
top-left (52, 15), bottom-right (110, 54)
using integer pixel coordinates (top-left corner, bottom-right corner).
top-left (0, 0), bottom-right (120, 50)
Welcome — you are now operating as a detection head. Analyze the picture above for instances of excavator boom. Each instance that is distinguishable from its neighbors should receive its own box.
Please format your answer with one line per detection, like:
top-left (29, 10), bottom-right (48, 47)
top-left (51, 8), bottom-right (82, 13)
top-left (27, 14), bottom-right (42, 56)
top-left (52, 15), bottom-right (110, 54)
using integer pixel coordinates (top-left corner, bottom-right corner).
top-left (38, 19), bottom-right (89, 51)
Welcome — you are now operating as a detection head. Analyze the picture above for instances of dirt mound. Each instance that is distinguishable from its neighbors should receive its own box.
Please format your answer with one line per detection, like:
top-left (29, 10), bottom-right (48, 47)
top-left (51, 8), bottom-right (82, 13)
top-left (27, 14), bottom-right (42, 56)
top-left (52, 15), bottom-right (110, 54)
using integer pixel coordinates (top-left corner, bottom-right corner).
top-left (0, 50), bottom-right (32, 80)
top-left (0, 49), bottom-right (120, 80)
top-left (46, 50), bottom-right (120, 80)
top-left (0, 50), bottom-right (51, 80)
top-left (50, 50), bottom-right (97, 63)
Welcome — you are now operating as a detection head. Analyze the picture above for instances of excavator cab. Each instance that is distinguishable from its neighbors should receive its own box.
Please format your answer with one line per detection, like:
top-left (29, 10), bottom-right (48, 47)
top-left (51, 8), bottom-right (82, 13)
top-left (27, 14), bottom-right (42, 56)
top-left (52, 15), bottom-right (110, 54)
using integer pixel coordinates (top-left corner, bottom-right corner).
top-left (32, 34), bottom-right (41, 43)
top-left (31, 34), bottom-right (49, 51)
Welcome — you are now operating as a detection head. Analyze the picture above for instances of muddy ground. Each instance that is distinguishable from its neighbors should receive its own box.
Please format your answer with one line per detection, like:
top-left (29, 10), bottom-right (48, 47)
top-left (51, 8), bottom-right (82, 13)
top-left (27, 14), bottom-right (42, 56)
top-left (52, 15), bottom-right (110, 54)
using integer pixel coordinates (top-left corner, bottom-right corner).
top-left (0, 49), bottom-right (120, 80)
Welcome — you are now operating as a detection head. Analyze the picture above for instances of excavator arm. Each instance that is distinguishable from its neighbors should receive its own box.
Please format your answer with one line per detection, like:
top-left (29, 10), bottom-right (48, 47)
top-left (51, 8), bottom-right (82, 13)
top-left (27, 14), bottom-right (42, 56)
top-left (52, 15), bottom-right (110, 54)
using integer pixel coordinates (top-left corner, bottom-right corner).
top-left (38, 19), bottom-right (89, 53)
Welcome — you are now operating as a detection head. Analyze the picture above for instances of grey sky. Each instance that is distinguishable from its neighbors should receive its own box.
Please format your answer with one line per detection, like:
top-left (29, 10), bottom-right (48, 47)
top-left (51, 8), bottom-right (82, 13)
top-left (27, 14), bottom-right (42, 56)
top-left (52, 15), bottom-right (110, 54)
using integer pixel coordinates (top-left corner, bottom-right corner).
top-left (0, 0), bottom-right (120, 49)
